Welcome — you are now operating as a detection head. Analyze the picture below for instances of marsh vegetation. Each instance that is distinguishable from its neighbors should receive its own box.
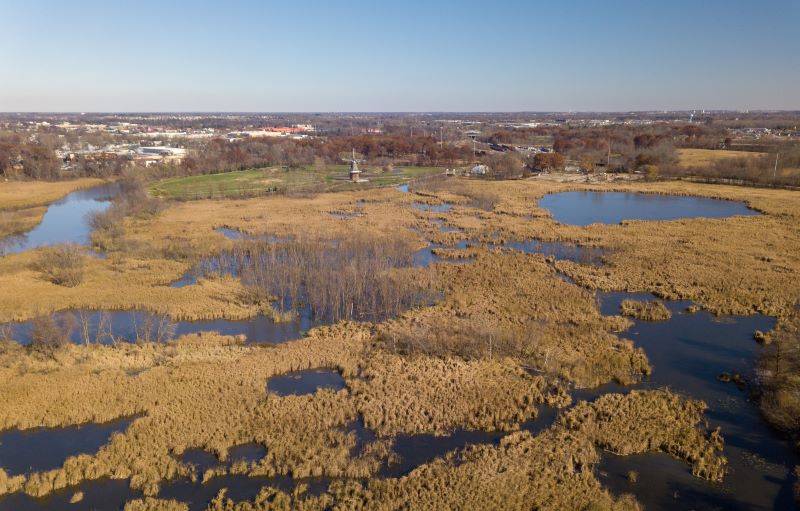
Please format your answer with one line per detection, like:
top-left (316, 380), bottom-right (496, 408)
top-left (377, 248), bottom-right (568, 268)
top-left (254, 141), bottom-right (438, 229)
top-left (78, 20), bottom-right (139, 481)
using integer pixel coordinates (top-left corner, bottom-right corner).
top-left (1, 175), bottom-right (799, 510)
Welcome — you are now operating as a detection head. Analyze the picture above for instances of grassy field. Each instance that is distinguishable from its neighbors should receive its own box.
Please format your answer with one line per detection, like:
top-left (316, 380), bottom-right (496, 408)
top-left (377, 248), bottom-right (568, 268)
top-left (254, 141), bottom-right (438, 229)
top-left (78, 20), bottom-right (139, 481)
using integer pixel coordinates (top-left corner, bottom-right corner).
top-left (676, 148), bottom-right (768, 168)
top-left (150, 165), bottom-right (442, 199)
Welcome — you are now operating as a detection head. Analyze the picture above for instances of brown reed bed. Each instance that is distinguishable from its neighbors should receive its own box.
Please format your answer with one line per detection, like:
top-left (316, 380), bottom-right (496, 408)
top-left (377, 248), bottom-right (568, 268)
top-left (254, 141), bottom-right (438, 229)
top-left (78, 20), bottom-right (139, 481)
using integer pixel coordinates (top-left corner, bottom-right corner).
top-left (619, 299), bottom-right (672, 321)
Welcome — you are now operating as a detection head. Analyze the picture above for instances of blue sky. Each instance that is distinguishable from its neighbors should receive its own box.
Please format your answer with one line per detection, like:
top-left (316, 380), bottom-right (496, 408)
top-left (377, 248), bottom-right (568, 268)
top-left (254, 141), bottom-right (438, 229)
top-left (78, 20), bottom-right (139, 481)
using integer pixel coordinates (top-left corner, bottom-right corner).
top-left (1, 0), bottom-right (798, 111)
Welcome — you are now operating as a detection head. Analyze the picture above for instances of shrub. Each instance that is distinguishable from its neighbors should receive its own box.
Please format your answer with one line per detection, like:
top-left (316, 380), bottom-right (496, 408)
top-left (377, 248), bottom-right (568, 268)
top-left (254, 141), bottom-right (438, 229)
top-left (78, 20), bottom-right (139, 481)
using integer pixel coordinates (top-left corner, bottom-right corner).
top-left (34, 244), bottom-right (85, 286)
top-left (29, 314), bottom-right (75, 355)
top-left (89, 177), bottom-right (164, 251)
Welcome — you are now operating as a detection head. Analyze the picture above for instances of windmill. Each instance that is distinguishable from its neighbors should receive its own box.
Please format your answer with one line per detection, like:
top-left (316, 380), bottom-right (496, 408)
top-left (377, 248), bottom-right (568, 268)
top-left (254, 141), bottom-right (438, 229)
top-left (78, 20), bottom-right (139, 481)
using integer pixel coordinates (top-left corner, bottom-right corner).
top-left (349, 148), bottom-right (366, 183)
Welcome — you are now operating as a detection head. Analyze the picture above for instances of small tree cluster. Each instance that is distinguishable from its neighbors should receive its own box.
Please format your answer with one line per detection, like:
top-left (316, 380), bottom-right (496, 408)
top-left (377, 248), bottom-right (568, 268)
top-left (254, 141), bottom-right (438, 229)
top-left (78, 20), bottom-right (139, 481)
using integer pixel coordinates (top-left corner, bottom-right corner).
top-left (217, 233), bottom-right (436, 324)
top-left (29, 314), bottom-right (75, 356)
top-left (33, 244), bottom-right (85, 287)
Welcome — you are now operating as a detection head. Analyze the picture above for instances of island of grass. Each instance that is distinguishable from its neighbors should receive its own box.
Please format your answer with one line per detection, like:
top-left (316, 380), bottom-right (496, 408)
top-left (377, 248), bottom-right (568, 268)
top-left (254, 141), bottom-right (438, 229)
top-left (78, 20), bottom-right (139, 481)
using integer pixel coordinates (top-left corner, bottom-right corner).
top-left (150, 165), bottom-right (442, 200)
top-left (619, 299), bottom-right (673, 321)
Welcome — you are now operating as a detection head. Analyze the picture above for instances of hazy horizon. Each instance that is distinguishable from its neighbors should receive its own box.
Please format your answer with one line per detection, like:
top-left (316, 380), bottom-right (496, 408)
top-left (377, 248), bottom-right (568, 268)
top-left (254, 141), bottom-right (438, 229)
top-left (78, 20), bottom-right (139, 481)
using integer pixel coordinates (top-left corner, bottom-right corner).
top-left (2, 0), bottom-right (798, 112)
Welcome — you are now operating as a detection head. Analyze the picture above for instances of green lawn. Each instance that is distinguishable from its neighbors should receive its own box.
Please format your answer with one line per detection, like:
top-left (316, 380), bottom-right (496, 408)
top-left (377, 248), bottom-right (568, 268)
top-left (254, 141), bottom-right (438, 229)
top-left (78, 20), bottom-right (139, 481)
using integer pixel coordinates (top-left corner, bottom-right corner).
top-left (150, 165), bottom-right (442, 200)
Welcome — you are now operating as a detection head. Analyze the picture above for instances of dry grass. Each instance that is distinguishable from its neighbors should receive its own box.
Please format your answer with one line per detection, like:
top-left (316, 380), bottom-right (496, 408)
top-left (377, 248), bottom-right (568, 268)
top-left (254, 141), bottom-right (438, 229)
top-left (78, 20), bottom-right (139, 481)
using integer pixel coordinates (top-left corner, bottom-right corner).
top-left (676, 148), bottom-right (767, 168)
top-left (124, 498), bottom-right (188, 511)
top-left (32, 243), bottom-right (86, 287)
top-left (379, 250), bottom-right (648, 388)
top-left (0, 326), bottom-right (372, 497)
top-left (0, 206), bottom-right (47, 239)
top-left (561, 390), bottom-right (727, 481)
top-left (8, 175), bottom-right (794, 324)
top-left (206, 487), bottom-right (332, 511)
top-left (0, 176), bottom-right (798, 507)
top-left (619, 299), bottom-right (672, 321)
top-left (203, 390), bottom-right (721, 511)
top-left (0, 252), bottom-right (259, 323)
top-left (350, 352), bottom-right (568, 436)
top-left (0, 327), bottom-right (716, 509)
top-left (0, 178), bottom-right (105, 210)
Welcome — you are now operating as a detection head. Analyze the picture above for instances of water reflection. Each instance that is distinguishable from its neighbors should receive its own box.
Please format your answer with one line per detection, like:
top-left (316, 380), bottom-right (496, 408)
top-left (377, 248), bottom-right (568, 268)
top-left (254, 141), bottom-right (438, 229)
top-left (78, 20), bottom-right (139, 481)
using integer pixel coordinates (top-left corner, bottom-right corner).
top-left (0, 184), bottom-right (121, 255)
top-left (5, 309), bottom-right (313, 346)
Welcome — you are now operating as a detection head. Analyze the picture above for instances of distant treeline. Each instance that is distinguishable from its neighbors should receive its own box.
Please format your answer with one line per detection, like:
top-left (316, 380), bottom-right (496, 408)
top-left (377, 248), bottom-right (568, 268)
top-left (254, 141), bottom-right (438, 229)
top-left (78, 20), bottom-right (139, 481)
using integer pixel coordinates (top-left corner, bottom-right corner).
top-left (2, 121), bottom-right (799, 187)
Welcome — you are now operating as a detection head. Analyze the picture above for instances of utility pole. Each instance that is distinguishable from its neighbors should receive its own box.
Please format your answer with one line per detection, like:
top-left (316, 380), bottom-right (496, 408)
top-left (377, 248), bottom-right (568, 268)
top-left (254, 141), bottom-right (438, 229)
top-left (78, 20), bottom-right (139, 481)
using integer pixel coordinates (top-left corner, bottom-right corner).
top-left (440, 127), bottom-right (443, 148)
top-left (607, 139), bottom-right (611, 168)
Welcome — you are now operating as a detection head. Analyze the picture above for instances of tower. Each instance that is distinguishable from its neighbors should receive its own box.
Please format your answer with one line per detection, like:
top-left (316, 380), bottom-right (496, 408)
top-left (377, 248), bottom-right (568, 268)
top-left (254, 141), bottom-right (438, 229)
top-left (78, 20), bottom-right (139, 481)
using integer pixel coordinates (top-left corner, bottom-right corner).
top-left (349, 148), bottom-right (362, 182)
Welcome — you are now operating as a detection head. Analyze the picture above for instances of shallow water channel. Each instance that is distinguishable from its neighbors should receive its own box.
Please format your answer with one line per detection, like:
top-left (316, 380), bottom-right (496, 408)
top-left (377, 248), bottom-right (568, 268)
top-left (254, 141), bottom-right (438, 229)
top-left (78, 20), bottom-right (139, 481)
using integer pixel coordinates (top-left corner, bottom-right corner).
top-left (593, 292), bottom-right (796, 510)
top-left (5, 309), bottom-right (314, 346)
top-left (0, 184), bottom-right (121, 255)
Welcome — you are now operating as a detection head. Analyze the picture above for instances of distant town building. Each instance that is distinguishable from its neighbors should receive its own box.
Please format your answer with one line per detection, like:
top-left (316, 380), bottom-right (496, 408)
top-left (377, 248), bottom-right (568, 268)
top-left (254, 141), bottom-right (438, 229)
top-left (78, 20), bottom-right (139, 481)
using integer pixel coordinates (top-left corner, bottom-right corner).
top-left (469, 164), bottom-right (488, 176)
top-left (136, 146), bottom-right (186, 157)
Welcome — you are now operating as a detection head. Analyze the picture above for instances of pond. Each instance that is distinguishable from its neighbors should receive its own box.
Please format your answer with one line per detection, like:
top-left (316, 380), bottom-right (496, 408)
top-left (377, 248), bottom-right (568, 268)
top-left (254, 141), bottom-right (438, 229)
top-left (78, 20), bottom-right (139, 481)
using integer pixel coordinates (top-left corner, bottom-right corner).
top-left (267, 369), bottom-right (346, 397)
top-left (411, 202), bottom-right (452, 213)
top-left (0, 184), bottom-right (121, 255)
top-left (490, 239), bottom-right (606, 265)
top-left (215, 227), bottom-right (290, 243)
top-left (539, 191), bottom-right (758, 226)
top-left (595, 291), bottom-right (796, 511)
top-left (0, 416), bottom-right (136, 476)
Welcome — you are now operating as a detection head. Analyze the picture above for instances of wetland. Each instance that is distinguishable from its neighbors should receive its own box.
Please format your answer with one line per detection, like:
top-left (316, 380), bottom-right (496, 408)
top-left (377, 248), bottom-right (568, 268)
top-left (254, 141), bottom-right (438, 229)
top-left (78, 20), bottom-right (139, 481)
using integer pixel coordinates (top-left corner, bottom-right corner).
top-left (0, 177), bottom-right (798, 510)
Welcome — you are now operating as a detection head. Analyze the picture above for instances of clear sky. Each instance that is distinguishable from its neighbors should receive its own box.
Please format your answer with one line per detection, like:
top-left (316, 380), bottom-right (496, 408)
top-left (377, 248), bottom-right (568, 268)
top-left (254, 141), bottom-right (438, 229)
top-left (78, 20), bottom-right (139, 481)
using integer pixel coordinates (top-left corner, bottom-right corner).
top-left (1, 0), bottom-right (798, 112)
